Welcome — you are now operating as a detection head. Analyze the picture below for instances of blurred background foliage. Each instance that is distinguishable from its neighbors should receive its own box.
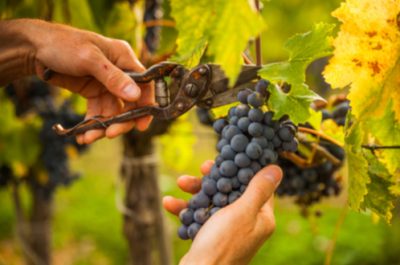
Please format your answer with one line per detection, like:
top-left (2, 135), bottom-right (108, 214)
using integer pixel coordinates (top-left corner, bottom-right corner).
top-left (0, 0), bottom-right (400, 264)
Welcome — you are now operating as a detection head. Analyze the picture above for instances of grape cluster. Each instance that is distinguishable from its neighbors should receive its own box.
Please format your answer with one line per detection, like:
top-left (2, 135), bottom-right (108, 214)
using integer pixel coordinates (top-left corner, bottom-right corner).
top-left (321, 100), bottom-right (350, 126)
top-left (276, 158), bottom-right (342, 208)
top-left (5, 80), bottom-right (88, 197)
top-left (177, 79), bottom-right (298, 240)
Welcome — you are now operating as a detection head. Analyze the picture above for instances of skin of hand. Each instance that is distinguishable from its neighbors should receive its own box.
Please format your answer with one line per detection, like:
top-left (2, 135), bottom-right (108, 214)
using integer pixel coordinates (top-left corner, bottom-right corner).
top-left (0, 19), bottom-right (154, 144)
top-left (163, 161), bottom-right (283, 265)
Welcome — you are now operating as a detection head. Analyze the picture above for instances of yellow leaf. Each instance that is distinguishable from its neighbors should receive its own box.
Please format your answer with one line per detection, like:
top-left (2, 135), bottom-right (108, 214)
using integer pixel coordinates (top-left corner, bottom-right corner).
top-left (323, 0), bottom-right (400, 121)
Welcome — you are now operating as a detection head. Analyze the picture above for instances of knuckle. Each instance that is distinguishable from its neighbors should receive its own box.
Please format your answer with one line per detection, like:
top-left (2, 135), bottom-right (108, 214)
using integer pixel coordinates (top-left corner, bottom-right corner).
top-left (78, 46), bottom-right (98, 66)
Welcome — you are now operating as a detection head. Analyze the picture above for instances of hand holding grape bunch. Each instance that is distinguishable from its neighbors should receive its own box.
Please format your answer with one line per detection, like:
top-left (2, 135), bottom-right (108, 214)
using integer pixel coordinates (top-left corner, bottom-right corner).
top-left (163, 161), bottom-right (282, 265)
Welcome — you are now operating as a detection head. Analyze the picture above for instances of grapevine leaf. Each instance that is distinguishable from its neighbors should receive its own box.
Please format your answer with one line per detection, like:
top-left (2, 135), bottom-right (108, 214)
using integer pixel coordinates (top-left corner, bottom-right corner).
top-left (345, 120), bottom-right (370, 209)
top-left (268, 83), bottom-right (324, 125)
top-left (321, 119), bottom-right (345, 146)
top-left (170, 0), bottom-right (266, 82)
top-left (259, 23), bottom-right (333, 124)
top-left (323, 0), bottom-right (400, 121)
top-left (307, 108), bottom-right (322, 131)
top-left (366, 101), bottom-right (400, 174)
top-left (361, 151), bottom-right (396, 223)
top-left (260, 23), bottom-right (334, 85)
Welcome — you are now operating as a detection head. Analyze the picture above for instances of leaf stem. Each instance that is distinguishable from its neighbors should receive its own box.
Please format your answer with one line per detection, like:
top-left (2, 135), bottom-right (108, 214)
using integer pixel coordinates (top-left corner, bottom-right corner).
top-left (298, 126), bottom-right (344, 148)
top-left (143, 19), bottom-right (176, 28)
top-left (361, 145), bottom-right (400, 150)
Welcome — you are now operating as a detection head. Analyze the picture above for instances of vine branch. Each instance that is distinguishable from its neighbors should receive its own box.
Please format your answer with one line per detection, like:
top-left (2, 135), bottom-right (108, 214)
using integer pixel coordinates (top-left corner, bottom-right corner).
top-left (361, 145), bottom-right (400, 150)
top-left (298, 126), bottom-right (344, 148)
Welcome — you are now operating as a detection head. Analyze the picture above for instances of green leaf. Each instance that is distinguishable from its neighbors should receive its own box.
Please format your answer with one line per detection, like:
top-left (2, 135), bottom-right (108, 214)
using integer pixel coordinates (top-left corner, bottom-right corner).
top-left (361, 151), bottom-right (396, 223)
top-left (259, 23), bottom-right (333, 123)
top-left (259, 23), bottom-right (334, 85)
top-left (170, 0), bottom-right (265, 83)
top-left (268, 83), bottom-right (324, 124)
top-left (345, 120), bottom-right (370, 209)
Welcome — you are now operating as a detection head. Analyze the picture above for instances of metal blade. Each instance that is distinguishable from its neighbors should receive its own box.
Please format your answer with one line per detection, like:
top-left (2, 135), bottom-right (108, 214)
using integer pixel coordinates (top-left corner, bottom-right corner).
top-left (197, 64), bottom-right (261, 108)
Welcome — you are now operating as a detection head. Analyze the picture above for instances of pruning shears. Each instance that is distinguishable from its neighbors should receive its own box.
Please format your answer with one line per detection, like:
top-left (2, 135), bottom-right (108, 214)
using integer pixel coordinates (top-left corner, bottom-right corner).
top-left (44, 62), bottom-right (262, 137)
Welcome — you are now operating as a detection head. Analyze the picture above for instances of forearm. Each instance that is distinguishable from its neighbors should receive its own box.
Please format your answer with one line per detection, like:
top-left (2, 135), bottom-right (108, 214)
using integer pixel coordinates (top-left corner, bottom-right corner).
top-left (0, 19), bottom-right (44, 85)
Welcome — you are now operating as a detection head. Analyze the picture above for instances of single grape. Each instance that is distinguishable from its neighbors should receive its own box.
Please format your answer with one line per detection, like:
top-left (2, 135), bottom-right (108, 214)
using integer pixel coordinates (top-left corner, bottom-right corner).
top-left (332, 101), bottom-right (349, 119)
top-left (231, 177), bottom-right (241, 189)
top-left (259, 149), bottom-right (277, 166)
top-left (228, 191), bottom-right (242, 204)
top-left (187, 223), bottom-right (202, 239)
top-left (282, 138), bottom-right (298, 152)
top-left (230, 134), bottom-right (249, 152)
top-left (228, 107), bottom-right (236, 118)
top-left (248, 122), bottom-right (264, 137)
top-left (191, 191), bottom-right (210, 208)
top-left (219, 160), bottom-right (238, 177)
top-left (213, 192), bottom-right (228, 207)
top-left (235, 104), bottom-right (250, 118)
top-left (263, 126), bottom-right (275, 140)
top-left (240, 185), bottom-right (247, 193)
top-left (238, 117), bottom-right (251, 132)
top-left (216, 139), bottom-right (229, 152)
top-left (234, 152), bottom-right (251, 168)
top-left (179, 209), bottom-right (194, 226)
top-left (215, 155), bottom-right (224, 166)
top-left (202, 178), bottom-right (218, 196)
top-left (217, 177), bottom-right (233, 193)
top-left (263, 111), bottom-right (274, 125)
top-left (210, 164), bottom-right (221, 180)
top-left (221, 145), bottom-right (236, 160)
top-left (278, 126), bottom-right (294, 141)
top-left (223, 125), bottom-right (241, 141)
top-left (251, 137), bottom-right (268, 148)
top-left (213, 119), bottom-right (228, 134)
top-left (245, 142), bottom-right (263, 159)
top-left (247, 92), bottom-right (263, 108)
top-left (272, 136), bottom-right (282, 148)
top-left (194, 208), bottom-right (210, 224)
top-left (178, 225), bottom-right (189, 240)
top-left (237, 89), bottom-right (252, 104)
top-left (321, 109), bottom-right (332, 120)
top-left (255, 79), bottom-right (270, 97)
top-left (237, 168), bottom-right (254, 185)
top-left (229, 116), bottom-right (239, 125)
top-left (248, 108), bottom-right (263, 122)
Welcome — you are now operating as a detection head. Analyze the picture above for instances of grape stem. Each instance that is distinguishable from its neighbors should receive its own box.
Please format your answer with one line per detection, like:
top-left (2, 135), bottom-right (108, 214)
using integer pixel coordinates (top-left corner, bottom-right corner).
top-left (143, 19), bottom-right (176, 28)
top-left (254, 0), bottom-right (262, 66)
top-left (298, 126), bottom-right (344, 147)
top-left (361, 145), bottom-right (400, 150)
top-left (241, 52), bottom-right (254, 65)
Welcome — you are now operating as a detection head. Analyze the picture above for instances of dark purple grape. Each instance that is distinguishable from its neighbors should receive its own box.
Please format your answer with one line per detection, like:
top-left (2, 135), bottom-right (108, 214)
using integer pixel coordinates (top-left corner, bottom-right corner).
top-left (191, 191), bottom-right (210, 208)
top-left (263, 126), bottom-right (275, 140)
top-left (282, 139), bottom-right (298, 152)
top-left (332, 101), bottom-right (349, 119)
top-left (235, 104), bottom-right (250, 118)
top-left (248, 108), bottom-right (263, 122)
top-left (228, 107), bottom-right (236, 118)
top-left (251, 137), bottom-right (268, 148)
top-left (221, 145), bottom-right (236, 160)
top-left (213, 119), bottom-right (228, 134)
top-left (240, 185), bottom-right (247, 193)
top-left (230, 134), bottom-right (249, 152)
top-left (223, 125), bottom-right (241, 141)
top-left (237, 89), bottom-right (252, 104)
top-left (245, 142), bottom-right (263, 159)
top-left (213, 192), bottom-right (228, 207)
top-left (247, 92), bottom-right (263, 108)
top-left (272, 136), bottom-right (282, 148)
top-left (229, 116), bottom-right (239, 125)
top-left (238, 168), bottom-right (254, 184)
top-left (234, 152), bottom-right (251, 168)
top-left (216, 138), bottom-right (229, 152)
top-left (322, 109), bottom-right (332, 120)
top-left (250, 161), bottom-right (261, 173)
top-left (278, 126), bottom-right (295, 141)
top-left (259, 149), bottom-right (277, 166)
top-left (188, 223), bottom-right (202, 239)
top-left (238, 117), bottom-right (251, 132)
top-left (263, 111), bottom-right (274, 125)
top-left (178, 225), bottom-right (189, 240)
top-left (194, 208), bottom-right (210, 224)
top-left (248, 122), bottom-right (264, 137)
top-left (202, 178), bottom-right (217, 196)
top-left (210, 207), bottom-right (221, 215)
top-left (219, 160), bottom-right (238, 177)
top-left (179, 209), bottom-right (194, 226)
top-left (231, 177), bottom-right (241, 189)
top-left (217, 178), bottom-right (232, 193)
top-left (255, 79), bottom-right (270, 97)
top-left (215, 155), bottom-right (224, 166)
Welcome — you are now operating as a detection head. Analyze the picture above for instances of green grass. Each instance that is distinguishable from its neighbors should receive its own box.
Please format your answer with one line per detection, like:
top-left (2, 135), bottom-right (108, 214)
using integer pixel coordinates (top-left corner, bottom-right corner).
top-left (0, 130), bottom-right (399, 264)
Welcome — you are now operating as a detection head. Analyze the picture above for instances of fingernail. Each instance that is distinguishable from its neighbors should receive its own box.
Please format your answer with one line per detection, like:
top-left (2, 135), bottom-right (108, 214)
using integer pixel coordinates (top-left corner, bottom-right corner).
top-left (263, 165), bottom-right (283, 187)
top-left (123, 84), bottom-right (140, 100)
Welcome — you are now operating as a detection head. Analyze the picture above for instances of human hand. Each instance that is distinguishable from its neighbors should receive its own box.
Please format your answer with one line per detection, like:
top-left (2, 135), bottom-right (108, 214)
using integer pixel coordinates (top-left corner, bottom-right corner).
top-left (163, 161), bottom-right (283, 265)
top-left (0, 19), bottom-right (153, 144)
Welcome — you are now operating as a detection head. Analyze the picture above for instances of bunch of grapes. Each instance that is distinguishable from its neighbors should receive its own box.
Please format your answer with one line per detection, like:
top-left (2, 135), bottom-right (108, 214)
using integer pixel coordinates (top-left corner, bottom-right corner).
top-left (178, 79), bottom-right (299, 240)
top-left (5, 79), bottom-right (88, 197)
top-left (321, 100), bottom-right (350, 126)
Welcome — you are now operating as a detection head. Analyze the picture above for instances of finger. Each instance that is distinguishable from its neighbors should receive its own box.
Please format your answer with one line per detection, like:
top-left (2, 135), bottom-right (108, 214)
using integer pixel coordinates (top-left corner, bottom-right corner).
top-left (236, 165), bottom-right (282, 214)
top-left (106, 121), bottom-right (135, 138)
top-left (177, 175), bottom-right (202, 194)
top-left (82, 97), bottom-right (105, 144)
top-left (85, 52), bottom-right (141, 102)
top-left (83, 129), bottom-right (105, 144)
top-left (200, 160), bottom-right (214, 175)
top-left (162, 196), bottom-right (188, 216)
top-left (135, 115), bottom-right (153, 131)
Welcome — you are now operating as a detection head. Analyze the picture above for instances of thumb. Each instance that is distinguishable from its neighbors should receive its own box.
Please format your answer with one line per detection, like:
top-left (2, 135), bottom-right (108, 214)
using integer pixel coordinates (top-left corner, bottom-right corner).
top-left (87, 54), bottom-right (141, 102)
top-left (236, 165), bottom-right (283, 214)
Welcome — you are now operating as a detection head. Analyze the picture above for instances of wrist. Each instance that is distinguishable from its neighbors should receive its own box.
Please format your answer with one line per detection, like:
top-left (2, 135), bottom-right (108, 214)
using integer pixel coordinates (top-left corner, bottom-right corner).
top-left (0, 19), bottom-right (44, 85)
